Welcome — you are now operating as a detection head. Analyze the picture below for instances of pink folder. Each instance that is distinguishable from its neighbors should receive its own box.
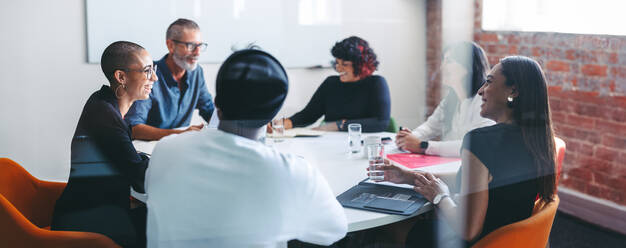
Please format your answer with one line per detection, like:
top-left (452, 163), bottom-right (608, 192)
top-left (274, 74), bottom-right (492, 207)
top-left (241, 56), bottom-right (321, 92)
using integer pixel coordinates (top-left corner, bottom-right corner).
top-left (387, 153), bottom-right (461, 169)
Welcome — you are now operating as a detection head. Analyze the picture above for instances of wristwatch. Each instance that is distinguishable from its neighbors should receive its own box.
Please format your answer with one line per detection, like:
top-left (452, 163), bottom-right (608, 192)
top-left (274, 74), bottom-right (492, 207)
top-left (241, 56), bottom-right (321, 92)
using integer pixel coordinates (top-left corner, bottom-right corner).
top-left (433, 192), bottom-right (449, 205)
top-left (420, 141), bottom-right (429, 150)
top-left (336, 119), bottom-right (347, 130)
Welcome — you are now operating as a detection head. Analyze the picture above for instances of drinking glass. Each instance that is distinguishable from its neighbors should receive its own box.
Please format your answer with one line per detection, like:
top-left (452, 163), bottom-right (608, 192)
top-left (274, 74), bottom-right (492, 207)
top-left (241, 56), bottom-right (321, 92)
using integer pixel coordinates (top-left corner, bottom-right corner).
top-left (272, 118), bottom-right (285, 142)
top-left (367, 143), bottom-right (385, 181)
top-left (348, 123), bottom-right (362, 154)
top-left (363, 136), bottom-right (381, 158)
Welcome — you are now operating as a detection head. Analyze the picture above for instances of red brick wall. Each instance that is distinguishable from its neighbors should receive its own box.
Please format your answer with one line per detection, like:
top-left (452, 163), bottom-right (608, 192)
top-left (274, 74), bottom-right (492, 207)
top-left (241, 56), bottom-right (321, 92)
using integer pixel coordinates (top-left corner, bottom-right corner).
top-left (472, 0), bottom-right (626, 205)
top-left (426, 0), bottom-right (626, 205)
top-left (425, 0), bottom-right (442, 117)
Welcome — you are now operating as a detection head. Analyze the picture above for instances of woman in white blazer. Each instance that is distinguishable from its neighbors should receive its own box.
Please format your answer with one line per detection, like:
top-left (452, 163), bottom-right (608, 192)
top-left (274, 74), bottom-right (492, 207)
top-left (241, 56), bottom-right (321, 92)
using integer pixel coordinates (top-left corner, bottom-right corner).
top-left (396, 42), bottom-right (495, 157)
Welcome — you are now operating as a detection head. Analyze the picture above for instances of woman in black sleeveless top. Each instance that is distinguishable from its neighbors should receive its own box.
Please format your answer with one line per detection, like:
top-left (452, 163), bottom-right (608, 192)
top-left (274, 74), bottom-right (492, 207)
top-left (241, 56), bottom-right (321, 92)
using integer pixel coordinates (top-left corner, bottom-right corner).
top-left (373, 56), bottom-right (557, 247)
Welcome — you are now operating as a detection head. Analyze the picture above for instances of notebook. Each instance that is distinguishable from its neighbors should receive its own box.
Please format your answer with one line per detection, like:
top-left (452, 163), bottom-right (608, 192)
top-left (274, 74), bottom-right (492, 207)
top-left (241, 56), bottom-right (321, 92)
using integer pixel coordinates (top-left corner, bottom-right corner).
top-left (387, 153), bottom-right (461, 170)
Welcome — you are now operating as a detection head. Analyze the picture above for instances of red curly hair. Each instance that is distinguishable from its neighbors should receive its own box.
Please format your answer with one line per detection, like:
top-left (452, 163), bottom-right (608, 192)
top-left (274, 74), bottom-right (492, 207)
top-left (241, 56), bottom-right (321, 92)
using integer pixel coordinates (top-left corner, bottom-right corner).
top-left (331, 36), bottom-right (379, 78)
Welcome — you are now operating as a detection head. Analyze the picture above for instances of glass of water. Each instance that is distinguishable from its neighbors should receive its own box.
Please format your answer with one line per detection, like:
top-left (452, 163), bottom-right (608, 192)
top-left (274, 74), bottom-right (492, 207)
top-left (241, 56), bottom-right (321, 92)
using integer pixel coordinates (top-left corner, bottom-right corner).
top-left (367, 143), bottom-right (385, 181)
top-left (348, 123), bottom-right (362, 154)
top-left (363, 136), bottom-right (381, 158)
top-left (272, 117), bottom-right (285, 142)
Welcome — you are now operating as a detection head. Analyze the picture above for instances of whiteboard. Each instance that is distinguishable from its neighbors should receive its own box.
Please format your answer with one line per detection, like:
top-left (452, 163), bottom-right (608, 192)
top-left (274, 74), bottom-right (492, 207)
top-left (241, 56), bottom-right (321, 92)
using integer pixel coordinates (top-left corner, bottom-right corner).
top-left (86, 0), bottom-right (343, 68)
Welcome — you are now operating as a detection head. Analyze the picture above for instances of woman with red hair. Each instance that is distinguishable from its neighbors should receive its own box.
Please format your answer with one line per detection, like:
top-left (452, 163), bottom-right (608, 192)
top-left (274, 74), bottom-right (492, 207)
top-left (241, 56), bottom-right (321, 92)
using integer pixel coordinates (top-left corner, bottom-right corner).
top-left (279, 36), bottom-right (391, 132)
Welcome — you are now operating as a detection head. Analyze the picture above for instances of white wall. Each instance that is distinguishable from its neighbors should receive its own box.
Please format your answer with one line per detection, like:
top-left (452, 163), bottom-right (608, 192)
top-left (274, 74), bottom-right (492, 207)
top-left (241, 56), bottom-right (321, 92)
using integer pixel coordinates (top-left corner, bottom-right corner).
top-left (0, 0), bottom-right (426, 182)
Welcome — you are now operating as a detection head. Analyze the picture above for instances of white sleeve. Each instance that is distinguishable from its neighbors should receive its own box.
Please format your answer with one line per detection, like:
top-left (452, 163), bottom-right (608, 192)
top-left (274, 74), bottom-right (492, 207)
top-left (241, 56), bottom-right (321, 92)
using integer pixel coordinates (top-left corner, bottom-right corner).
top-left (296, 159), bottom-right (348, 245)
top-left (412, 97), bottom-right (447, 141)
top-left (424, 140), bottom-right (462, 157)
top-left (422, 95), bottom-right (494, 158)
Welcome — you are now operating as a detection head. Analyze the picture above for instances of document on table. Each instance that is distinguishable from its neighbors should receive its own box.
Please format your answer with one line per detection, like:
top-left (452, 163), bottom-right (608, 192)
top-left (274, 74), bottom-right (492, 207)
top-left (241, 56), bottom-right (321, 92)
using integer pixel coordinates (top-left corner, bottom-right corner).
top-left (267, 128), bottom-right (325, 138)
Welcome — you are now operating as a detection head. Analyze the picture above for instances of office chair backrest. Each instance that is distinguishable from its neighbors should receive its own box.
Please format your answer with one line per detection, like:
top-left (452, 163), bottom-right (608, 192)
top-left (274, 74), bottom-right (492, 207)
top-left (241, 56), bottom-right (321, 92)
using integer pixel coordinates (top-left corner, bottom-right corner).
top-left (0, 158), bottom-right (121, 248)
top-left (71, 135), bottom-right (111, 163)
top-left (472, 195), bottom-right (560, 248)
top-left (386, 117), bottom-right (398, 133)
top-left (0, 157), bottom-right (63, 227)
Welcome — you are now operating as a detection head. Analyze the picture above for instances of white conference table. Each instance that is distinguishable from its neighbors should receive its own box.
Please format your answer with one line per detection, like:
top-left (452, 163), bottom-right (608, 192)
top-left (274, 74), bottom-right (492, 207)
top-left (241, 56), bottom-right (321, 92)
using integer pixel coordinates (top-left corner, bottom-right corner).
top-left (133, 131), bottom-right (461, 232)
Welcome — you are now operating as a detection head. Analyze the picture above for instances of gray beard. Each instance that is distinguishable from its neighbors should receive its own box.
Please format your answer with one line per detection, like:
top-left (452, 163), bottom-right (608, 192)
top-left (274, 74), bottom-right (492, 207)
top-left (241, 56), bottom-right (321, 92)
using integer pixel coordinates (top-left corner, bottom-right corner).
top-left (172, 53), bottom-right (197, 71)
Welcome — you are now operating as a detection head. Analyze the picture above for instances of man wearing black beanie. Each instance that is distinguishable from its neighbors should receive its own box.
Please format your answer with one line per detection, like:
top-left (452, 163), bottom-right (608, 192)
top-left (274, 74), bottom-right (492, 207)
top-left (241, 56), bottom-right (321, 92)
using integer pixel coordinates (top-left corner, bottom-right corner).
top-left (214, 49), bottom-right (290, 133)
top-left (144, 49), bottom-right (348, 247)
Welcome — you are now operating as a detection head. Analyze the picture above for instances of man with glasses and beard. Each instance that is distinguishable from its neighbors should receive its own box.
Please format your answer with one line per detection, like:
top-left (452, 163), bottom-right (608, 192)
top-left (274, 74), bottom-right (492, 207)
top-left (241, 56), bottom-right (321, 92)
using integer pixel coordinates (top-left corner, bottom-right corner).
top-left (126, 18), bottom-right (215, 141)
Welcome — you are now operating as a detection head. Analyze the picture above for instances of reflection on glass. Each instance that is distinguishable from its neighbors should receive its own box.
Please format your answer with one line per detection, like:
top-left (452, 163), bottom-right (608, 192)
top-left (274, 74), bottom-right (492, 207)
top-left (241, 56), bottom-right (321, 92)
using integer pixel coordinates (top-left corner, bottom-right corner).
top-left (483, 0), bottom-right (626, 35)
top-left (298, 0), bottom-right (341, 25)
top-left (233, 0), bottom-right (246, 19)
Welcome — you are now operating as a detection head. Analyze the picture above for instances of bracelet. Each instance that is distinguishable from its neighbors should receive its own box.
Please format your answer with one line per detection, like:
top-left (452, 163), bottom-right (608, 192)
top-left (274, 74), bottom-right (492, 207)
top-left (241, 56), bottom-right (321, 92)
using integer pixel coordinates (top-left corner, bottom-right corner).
top-left (433, 192), bottom-right (450, 206)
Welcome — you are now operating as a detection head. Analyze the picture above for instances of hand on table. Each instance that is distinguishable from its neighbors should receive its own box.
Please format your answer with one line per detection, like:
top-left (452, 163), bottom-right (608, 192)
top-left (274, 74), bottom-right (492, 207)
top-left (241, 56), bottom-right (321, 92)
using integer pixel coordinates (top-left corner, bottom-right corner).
top-left (395, 128), bottom-right (424, 153)
top-left (266, 118), bottom-right (293, 133)
top-left (412, 172), bottom-right (450, 203)
top-left (266, 123), bottom-right (273, 134)
top-left (184, 124), bottom-right (204, 132)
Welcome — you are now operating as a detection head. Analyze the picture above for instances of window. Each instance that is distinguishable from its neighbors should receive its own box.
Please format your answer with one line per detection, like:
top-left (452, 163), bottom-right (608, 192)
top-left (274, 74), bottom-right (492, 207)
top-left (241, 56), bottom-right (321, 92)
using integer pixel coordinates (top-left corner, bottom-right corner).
top-left (482, 0), bottom-right (626, 36)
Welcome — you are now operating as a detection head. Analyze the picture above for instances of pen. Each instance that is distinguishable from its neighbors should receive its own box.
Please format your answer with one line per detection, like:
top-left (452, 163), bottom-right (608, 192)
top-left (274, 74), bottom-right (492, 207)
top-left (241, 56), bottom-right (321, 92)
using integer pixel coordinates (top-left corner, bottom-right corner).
top-left (396, 126), bottom-right (408, 152)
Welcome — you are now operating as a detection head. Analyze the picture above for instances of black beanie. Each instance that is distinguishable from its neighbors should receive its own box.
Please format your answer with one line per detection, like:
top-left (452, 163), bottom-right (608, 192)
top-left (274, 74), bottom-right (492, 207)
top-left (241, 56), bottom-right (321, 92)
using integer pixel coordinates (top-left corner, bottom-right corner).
top-left (215, 49), bottom-right (288, 128)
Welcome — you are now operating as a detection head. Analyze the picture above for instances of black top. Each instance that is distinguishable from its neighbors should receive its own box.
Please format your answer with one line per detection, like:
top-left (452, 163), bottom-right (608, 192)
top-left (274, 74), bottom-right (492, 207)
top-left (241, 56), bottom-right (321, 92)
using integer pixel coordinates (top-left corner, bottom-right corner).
top-left (461, 123), bottom-right (539, 239)
top-left (74, 85), bottom-right (148, 192)
top-left (289, 75), bottom-right (391, 132)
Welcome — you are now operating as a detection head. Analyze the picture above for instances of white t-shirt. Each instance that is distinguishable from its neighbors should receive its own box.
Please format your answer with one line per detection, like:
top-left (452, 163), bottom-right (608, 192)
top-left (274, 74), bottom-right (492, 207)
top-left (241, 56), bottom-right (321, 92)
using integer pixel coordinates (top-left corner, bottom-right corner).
top-left (412, 90), bottom-right (495, 157)
top-left (145, 129), bottom-right (347, 248)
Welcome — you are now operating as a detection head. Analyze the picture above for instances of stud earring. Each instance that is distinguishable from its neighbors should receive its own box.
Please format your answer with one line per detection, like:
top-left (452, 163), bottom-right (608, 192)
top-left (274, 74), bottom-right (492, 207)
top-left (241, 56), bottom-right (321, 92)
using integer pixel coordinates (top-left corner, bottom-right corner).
top-left (507, 96), bottom-right (514, 102)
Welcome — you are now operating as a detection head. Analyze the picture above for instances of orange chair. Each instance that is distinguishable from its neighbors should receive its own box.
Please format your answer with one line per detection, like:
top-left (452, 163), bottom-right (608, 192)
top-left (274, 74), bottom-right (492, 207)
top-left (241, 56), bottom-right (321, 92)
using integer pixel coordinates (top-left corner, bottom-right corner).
top-left (0, 158), bottom-right (120, 248)
top-left (472, 196), bottom-right (560, 248)
top-left (554, 137), bottom-right (566, 188)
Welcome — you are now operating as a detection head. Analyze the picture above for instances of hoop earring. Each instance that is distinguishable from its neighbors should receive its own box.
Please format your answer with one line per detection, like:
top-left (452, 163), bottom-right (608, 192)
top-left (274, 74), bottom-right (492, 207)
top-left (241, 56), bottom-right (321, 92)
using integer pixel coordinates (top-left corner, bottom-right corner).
top-left (115, 84), bottom-right (127, 99)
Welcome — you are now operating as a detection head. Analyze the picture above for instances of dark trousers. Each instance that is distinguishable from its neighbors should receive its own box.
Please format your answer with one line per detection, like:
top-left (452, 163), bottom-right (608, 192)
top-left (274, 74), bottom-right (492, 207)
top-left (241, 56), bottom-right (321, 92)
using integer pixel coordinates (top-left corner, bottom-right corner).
top-left (288, 212), bottom-right (469, 248)
top-left (405, 218), bottom-right (469, 248)
top-left (52, 178), bottom-right (147, 247)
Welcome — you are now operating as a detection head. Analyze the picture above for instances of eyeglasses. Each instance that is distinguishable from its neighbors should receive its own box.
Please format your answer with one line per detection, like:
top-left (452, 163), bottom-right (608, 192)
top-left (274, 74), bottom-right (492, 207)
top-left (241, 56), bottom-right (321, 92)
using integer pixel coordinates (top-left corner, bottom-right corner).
top-left (118, 64), bottom-right (157, 79)
top-left (171, 39), bottom-right (208, 52)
